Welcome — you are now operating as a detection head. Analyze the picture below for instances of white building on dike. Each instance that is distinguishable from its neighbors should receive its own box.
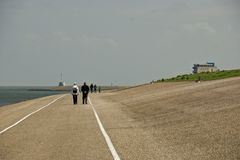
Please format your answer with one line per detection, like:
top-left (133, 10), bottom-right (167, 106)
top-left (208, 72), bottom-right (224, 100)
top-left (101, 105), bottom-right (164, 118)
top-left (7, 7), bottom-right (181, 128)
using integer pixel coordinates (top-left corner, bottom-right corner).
top-left (193, 62), bottom-right (219, 73)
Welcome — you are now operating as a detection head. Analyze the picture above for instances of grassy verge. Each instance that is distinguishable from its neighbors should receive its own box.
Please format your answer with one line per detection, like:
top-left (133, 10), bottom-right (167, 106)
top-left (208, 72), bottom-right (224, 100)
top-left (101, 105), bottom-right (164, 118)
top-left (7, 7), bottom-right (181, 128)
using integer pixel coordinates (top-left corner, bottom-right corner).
top-left (156, 69), bottom-right (240, 82)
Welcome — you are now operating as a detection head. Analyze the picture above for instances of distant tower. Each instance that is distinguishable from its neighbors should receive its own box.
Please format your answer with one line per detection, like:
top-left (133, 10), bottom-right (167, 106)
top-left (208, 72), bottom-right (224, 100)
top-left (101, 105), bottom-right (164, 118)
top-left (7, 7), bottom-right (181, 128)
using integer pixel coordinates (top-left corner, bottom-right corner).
top-left (58, 73), bottom-right (66, 86)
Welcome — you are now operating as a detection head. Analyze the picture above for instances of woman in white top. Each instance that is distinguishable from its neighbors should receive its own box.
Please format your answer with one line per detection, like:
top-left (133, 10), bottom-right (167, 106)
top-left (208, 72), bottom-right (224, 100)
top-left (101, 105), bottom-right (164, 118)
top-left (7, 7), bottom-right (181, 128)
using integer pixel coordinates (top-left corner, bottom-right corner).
top-left (72, 82), bottom-right (79, 105)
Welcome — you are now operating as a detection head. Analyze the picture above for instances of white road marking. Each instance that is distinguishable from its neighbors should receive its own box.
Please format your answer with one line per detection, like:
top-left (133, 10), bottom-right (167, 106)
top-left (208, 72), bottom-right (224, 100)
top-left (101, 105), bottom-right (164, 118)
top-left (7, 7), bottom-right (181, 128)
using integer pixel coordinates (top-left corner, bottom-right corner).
top-left (88, 97), bottom-right (121, 160)
top-left (0, 95), bottom-right (66, 135)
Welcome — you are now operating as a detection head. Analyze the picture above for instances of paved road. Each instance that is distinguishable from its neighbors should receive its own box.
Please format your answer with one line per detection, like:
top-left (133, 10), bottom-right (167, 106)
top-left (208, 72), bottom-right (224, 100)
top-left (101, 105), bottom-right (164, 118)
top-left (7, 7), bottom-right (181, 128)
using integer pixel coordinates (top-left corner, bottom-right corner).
top-left (0, 93), bottom-right (162, 160)
top-left (0, 95), bottom-right (112, 160)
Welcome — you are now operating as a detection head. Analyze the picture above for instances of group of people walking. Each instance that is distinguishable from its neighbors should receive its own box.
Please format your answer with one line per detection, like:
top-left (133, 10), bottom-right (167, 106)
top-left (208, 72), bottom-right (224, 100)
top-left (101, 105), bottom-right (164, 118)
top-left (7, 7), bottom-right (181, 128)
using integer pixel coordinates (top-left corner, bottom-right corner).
top-left (90, 84), bottom-right (98, 93)
top-left (71, 82), bottom-right (100, 105)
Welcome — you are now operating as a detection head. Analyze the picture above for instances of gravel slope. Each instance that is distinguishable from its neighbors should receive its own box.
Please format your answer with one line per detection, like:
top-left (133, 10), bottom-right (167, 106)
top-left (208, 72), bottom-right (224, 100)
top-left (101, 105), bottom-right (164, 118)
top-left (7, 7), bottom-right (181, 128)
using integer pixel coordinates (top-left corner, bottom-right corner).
top-left (92, 77), bottom-right (240, 160)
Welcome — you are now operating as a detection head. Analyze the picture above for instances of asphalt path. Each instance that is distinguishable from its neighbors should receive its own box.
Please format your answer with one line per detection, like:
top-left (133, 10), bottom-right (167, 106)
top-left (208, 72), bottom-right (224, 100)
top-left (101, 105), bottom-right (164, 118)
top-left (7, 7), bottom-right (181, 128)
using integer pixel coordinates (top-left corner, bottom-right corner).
top-left (0, 95), bottom-right (113, 160)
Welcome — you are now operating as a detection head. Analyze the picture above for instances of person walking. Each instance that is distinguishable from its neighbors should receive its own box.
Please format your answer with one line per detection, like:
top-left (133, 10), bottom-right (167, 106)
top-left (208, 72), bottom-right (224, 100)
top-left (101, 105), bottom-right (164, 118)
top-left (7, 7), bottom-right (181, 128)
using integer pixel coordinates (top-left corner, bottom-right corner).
top-left (71, 82), bottom-right (79, 105)
top-left (90, 83), bottom-right (93, 93)
top-left (94, 84), bottom-right (97, 93)
top-left (81, 82), bottom-right (90, 104)
top-left (98, 86), bottom-right (101, 93)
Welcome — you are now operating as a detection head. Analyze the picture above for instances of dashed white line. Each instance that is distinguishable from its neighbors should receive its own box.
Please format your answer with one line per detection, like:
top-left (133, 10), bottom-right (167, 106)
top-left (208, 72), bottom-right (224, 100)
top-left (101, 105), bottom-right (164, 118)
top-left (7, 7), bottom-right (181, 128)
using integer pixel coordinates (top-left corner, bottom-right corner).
top-left (0, 94), bottom-right (66, 135)
top-left (88, 97), bottom-right (121, 160)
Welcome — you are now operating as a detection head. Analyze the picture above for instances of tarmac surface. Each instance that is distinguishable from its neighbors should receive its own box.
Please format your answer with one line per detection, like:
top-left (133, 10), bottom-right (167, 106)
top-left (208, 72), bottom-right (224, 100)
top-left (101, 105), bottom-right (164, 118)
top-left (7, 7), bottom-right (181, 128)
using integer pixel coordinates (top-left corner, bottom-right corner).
top-left (1, 77), bottom-right (240, 160)
top-left (0, 95), bottom-right (112, 160)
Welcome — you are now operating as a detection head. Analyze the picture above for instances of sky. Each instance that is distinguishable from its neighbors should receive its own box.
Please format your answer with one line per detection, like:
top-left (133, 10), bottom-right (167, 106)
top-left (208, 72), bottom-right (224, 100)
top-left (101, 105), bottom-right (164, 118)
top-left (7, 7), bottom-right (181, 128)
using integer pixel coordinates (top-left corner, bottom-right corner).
top-left (0, 0), bottom-right (240, 86)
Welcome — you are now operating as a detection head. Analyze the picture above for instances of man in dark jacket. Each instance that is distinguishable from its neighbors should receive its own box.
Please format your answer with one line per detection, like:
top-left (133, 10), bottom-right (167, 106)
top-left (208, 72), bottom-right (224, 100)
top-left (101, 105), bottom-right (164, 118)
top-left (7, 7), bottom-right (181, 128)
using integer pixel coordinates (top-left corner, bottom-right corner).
top-left (81, 82), bottom-right (90, 104)
top-left (90, 83), bottom-right (93, 93)
top-left (94, 84), bottom-right (97, 93)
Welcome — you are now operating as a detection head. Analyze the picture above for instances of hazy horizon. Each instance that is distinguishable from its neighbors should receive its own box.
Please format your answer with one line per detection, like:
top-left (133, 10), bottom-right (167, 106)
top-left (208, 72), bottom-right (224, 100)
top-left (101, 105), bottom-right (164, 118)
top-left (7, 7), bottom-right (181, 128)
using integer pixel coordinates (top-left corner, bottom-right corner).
top-left (1, 0), bottom-right (240, 86)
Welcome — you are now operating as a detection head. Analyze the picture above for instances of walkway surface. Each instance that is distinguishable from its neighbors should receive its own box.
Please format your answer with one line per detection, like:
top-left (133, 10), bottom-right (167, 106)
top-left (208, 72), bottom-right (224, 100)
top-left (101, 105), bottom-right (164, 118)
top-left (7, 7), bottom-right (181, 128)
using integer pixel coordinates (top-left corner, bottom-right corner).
top-left (0, 95), bottom-right (113, 160)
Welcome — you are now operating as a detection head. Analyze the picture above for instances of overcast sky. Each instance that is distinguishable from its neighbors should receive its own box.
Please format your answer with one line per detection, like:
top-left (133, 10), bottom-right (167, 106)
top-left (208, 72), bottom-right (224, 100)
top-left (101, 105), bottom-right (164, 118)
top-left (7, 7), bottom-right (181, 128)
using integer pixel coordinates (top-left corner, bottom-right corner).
top-left (0, 0), bottom-right (239, 86)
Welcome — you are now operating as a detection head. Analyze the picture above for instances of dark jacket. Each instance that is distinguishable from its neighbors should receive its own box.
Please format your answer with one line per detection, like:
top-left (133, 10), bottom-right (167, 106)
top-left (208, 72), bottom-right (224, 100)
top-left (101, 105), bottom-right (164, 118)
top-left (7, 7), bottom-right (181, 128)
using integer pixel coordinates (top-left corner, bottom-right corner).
top-left (81, 85), bottom-right (89, 94)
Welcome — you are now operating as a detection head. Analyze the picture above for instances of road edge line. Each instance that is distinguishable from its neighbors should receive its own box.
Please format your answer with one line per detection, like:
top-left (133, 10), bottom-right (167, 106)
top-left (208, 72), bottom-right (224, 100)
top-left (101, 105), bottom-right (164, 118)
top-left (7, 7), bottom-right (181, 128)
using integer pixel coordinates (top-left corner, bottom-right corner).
top-left (88, 97), bottom-right (120, 160)
top-left (0, 94), bottom-right (66, 135)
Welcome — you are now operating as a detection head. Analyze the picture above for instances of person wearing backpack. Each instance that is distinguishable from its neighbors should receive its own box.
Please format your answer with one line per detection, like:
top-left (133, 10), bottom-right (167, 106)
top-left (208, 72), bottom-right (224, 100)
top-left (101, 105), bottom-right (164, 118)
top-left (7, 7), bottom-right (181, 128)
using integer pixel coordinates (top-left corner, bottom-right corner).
top-left (72, 82), bottom-right (79, 105)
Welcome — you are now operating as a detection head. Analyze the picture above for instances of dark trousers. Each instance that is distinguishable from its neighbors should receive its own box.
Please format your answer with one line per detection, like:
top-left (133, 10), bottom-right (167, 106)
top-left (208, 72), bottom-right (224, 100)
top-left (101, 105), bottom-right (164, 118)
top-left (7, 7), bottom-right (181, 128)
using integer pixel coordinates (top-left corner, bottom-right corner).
top-left (82, 93), bottom-right (88, 104)
top-left (72, 95), bottom-right (78, 104)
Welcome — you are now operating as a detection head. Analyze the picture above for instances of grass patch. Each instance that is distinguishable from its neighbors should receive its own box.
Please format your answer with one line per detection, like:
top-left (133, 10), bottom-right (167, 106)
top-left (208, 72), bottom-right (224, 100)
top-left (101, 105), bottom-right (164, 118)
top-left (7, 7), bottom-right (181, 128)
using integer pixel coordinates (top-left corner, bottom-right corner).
top-left (156, 69), bottom-right (240, 82)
